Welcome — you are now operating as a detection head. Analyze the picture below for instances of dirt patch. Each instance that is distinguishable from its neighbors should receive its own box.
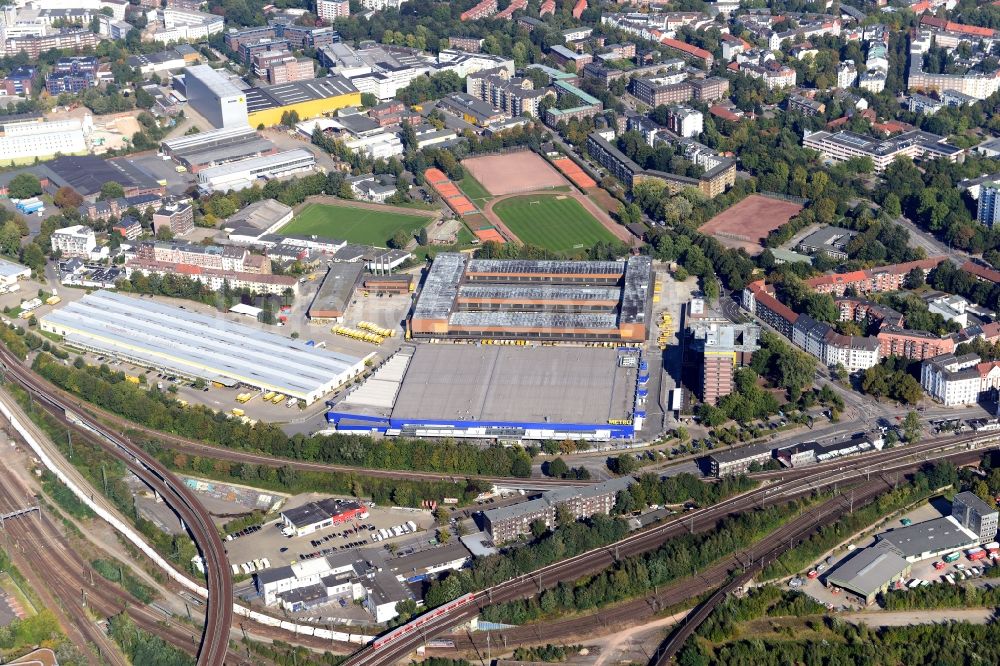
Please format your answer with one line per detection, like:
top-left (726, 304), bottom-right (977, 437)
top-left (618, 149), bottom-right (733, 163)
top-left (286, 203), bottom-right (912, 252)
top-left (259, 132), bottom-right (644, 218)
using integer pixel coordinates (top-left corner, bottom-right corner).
top-left (426, 217), bottom-right (462, 245)
top-left (462, 152), bottom-right (567, 196)
top-left (698, 195), bottom-right (803, 256)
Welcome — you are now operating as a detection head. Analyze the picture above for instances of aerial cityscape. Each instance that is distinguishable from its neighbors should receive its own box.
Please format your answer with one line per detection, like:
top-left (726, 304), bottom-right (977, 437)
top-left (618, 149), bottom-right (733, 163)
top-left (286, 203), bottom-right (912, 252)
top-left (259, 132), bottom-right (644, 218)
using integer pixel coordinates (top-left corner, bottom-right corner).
top-left (1, 0), bottom-right (1000, 664)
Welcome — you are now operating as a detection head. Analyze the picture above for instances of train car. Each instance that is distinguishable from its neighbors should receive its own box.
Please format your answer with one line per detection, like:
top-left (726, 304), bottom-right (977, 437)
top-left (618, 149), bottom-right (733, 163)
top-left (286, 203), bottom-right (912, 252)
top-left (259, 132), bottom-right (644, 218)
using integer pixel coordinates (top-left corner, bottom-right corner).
top-left (371, 593), bottom-right (476, 650)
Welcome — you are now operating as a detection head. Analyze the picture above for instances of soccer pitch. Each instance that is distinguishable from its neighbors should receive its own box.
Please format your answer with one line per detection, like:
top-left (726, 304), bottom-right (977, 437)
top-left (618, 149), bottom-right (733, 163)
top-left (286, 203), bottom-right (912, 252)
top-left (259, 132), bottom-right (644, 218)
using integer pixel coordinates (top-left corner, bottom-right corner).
top-left (280, 203), bottom-right (429, 246)
top-left (492, 195), bottom-right (618, 254)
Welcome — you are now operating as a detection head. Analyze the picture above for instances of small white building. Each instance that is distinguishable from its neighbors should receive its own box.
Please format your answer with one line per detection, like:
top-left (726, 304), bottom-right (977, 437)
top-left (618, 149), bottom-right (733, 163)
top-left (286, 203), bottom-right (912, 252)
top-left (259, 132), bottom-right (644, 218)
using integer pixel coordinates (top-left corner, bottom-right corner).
top-left (0, 257), bottom-right (31, 291)
top-left (364, 571), bottom-right (412, 623)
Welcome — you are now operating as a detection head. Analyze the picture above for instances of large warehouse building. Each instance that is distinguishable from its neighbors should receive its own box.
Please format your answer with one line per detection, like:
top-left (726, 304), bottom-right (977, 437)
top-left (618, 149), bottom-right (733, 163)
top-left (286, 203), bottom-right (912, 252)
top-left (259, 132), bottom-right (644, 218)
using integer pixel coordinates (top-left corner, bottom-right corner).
top-left (245, 76), bottom-right (360, 127)
top-left (328, 345), bottom-right (648, 441)
top-left (196, 148), bottom-right (316, 193)
top-left (183, 64), bottom-right (249, 129)
top-left (160, 124), bottom-right (277, 172)
top-left (40, 291), bottom-right (367, 405)
top-left (409, 253), bottom-right (654, 343)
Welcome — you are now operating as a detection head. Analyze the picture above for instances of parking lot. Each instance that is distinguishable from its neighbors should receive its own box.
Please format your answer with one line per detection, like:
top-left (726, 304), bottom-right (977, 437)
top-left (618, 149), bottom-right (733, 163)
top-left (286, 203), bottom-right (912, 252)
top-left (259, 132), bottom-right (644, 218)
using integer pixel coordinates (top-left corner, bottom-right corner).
top-left (790, 499), bottom-right (997, 610)
top-left (223, 494), bottom-right (435, 571)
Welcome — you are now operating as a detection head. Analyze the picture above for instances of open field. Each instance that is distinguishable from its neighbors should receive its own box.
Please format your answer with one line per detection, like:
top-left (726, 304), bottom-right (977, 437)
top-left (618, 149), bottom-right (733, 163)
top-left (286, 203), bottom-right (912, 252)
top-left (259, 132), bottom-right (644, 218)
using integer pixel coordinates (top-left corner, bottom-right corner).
top-left (281, 201), bottom-right (430, 246)
top-left (457, 173), bottom-right (492, 203)
top-left (462, 152), bottom-right (567, 196)
top-left (698, 194), bottom-right (803, 255)
top-left (491, 194), bottom-right (619, 253)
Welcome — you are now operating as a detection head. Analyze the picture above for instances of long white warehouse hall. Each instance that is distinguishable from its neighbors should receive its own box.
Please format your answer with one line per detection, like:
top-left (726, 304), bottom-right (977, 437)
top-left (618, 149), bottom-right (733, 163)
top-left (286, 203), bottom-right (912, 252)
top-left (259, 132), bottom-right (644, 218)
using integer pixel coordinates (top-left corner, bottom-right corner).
top-left (40, 290), bottom-right (366, 405)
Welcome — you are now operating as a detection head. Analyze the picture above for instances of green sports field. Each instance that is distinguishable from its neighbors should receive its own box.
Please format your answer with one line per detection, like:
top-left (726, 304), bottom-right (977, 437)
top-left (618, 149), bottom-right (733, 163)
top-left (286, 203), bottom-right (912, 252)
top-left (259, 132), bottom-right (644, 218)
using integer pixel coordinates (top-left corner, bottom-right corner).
top-left (280, 203), bottom-right (429, 246)
top-left (492, 195), bottom-right (618, 254)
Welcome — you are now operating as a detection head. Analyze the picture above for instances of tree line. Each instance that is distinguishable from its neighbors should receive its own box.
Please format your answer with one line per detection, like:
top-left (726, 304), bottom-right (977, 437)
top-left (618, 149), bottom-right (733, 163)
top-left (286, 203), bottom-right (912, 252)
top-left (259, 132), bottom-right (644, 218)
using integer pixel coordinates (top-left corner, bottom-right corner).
top-left (32, 353), bottom-right (533, 478)
top-left (478, 498), bottom-right (806, 625)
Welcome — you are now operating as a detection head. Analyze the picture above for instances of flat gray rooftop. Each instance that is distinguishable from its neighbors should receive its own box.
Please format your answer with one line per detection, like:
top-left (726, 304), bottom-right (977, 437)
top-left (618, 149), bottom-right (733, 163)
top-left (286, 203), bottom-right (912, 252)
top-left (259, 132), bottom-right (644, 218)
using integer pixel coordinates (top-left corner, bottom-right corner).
top-left (448, 311), bottom-right (620, 329)
top-left (390, 345), bottom-right (636, 424)
top-left (40, 290), bottom-right (363, 403)
top-left (826, 543), bottom-right (909, 597)
top-left (308, 262), bottom-right (364, 317)
top-left (877, 515), bottom-right (978, 559)
top-left (456, 284), bottom-right (622, 302)
top-left (466, 258), bottom-right (624, 276)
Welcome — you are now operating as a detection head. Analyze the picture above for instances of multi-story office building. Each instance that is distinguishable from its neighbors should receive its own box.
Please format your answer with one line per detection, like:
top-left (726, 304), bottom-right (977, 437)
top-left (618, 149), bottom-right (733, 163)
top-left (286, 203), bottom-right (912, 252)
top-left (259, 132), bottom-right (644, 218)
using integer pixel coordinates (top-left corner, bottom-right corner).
top-left (803, 129), bottom-right (962, 173)
top-left (689, 321), bottom-right (760, 404)
top-left (952, 491), bottom-right (999, 543)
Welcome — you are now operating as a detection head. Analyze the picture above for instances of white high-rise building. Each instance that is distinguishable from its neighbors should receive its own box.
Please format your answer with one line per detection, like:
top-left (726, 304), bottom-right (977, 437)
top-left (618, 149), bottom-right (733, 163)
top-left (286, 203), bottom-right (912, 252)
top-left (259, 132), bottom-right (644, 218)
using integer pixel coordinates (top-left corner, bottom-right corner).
top-left (316, 0), bottom-right (349, 21)
top-left (979, 183), bottom-right (1000, 228)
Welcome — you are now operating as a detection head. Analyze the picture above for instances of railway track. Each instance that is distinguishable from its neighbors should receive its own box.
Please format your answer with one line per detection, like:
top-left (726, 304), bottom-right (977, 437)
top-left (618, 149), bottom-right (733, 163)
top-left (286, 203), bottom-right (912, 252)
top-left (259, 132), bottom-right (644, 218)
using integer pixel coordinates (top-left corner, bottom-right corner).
top-left (340, 434), bottom-right (998, 666)
top-left (0, 461), bottom-right (257, 665)
top-left (0, 348), bottom-right (233, 666)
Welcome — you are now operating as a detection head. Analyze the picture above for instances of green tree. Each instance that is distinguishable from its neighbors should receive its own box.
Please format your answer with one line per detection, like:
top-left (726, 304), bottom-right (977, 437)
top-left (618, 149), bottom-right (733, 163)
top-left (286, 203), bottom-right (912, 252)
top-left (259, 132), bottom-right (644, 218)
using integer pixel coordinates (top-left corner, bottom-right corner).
top-left (99, 181), bottom-right (125, 201)
top-left (545, 457), bottom-right (569, 478)
top-left (7, 173), bottom-right (42, 199)
top-left (902, 411), bottom-right (922, 442)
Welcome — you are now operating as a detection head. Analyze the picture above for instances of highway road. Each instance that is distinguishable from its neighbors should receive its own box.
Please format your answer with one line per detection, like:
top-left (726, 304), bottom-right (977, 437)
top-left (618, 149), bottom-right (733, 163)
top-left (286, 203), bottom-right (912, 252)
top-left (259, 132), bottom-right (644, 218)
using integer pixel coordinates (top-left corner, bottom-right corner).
top-left (0, 347), bottom-right (233, 666)
top-left (339, 429), bottom-right (999, 666)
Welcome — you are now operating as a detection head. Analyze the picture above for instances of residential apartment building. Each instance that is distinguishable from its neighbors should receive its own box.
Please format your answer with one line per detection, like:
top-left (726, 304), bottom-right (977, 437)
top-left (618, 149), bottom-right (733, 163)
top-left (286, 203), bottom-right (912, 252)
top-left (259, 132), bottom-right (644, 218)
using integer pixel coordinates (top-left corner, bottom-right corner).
top-left (741, 61), bottom-right (797, 89)
top-left (51, 225), bottom-right (97, 258)
top-left (660, 38), bottom-right (713, 68)
top-left (741, 280), bottom-right (798, 338)
top-left (466, 69), bottom-right (552, 118)
top-left (804, 257), bottom-right (946, 296)
top-left (483, 477), bottom-right (633, 543)
top-left (460, 0), bottom-right (498, 21)
top-left (978, 183), bottom-right (1000, 228)
top-left (151, 201), bottom-right (195, 237)
top-left (4, 30), bottom-right (98, 59)
top-left (791, 314), bottom-right (882, 372)
top-left (0, 66), bottom-right (37, 96)
top-left (136, 240), bottom-right (259, 272)
top-left (630, 75), bottom-right (692, 106)
top-left (877, 326), bottom-right (956, 361)
top-left (665, 105), bottom-right (703, 138)
top-left (689, 321), bottom-right (760, 404)
top-left (920, 352), bottom-right (998, 406)
top-left (316, 0), bottom-right (349, 21)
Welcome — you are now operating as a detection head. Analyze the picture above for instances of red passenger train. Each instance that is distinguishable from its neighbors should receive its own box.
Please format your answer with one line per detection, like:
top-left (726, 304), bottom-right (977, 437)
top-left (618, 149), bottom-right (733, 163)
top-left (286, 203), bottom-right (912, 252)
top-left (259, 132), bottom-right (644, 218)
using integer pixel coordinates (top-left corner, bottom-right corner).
top-left (371, 593), bottom-right (478, 650)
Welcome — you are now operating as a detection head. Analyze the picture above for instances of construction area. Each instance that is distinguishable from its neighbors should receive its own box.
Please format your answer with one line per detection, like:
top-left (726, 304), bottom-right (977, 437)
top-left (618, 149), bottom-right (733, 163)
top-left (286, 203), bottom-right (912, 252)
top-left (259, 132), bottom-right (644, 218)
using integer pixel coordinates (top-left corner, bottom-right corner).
top-left (407, 253), bottom-right (654, 343)
top-left (328, 344), bottom-right (647, 441)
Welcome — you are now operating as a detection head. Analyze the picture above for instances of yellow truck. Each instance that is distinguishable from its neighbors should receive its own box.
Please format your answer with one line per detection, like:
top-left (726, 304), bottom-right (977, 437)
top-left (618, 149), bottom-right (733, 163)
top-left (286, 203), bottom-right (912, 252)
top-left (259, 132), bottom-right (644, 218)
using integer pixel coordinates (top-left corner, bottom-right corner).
top-left (271, 394), bottom-right (285, 404)
top-left (45, 296), bottom-right (61, 306)
top-left (231, 408), bottom-right (245, 417)
top-left (263, 391), bottom-right (276, 401)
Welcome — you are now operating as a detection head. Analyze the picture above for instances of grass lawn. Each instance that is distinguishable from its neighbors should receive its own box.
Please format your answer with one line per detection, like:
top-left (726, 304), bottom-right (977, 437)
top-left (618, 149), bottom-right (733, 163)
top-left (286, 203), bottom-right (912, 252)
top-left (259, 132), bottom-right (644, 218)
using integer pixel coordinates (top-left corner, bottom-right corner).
top-left (493, 195), bottom-right (618, 254)
top-left (458, 174), bottom-right (492, 203)
top-left (280, 203), bottom-right (429, 247)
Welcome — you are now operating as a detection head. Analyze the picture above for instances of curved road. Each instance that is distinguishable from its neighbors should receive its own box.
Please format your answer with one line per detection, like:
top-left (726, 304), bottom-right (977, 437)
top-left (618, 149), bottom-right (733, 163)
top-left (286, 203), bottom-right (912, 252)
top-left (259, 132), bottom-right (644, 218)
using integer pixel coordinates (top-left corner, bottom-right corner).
top-left (0, 348), bottom-right (233, 666)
